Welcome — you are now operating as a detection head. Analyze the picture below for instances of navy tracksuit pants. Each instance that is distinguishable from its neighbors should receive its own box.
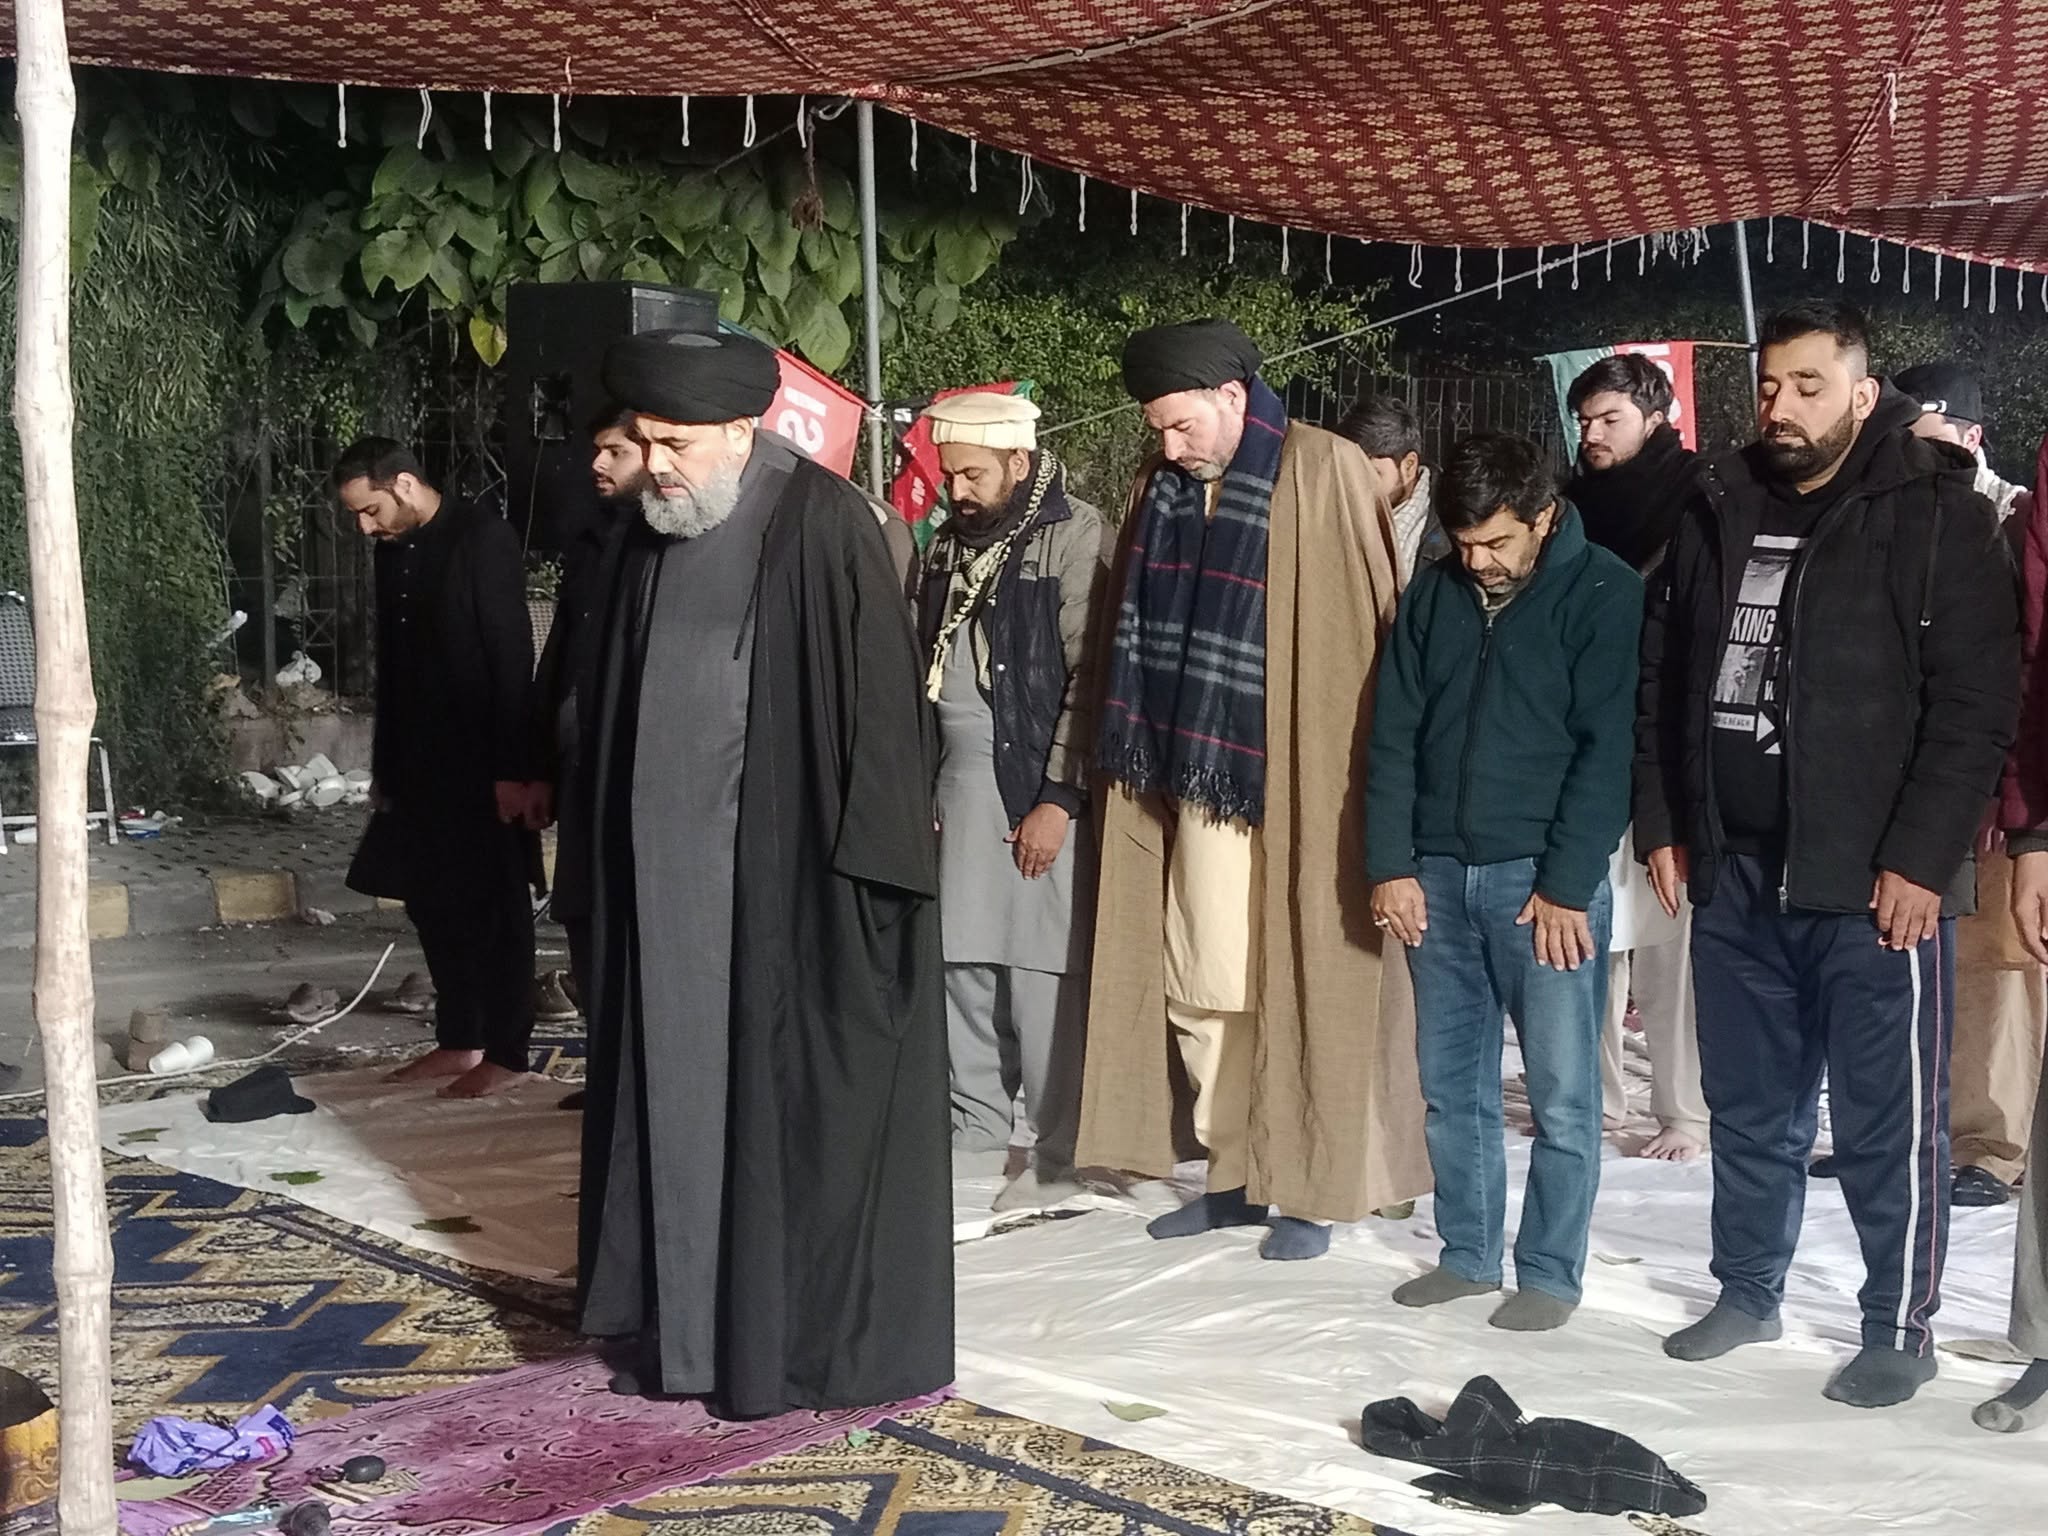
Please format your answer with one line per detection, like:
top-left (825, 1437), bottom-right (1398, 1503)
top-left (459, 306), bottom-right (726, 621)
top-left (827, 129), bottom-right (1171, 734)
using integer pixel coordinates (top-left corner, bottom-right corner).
top-left (1691, 854), bottom-right (1952, 1356)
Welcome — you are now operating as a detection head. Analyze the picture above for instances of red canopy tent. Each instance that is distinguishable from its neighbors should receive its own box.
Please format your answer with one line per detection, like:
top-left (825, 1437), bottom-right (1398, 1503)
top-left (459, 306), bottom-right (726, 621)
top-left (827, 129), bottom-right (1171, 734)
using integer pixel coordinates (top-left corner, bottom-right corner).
top-left (6, 0), bottom-right (2044, 270)
top-left (6, 6), bottom-right (2044, 1531)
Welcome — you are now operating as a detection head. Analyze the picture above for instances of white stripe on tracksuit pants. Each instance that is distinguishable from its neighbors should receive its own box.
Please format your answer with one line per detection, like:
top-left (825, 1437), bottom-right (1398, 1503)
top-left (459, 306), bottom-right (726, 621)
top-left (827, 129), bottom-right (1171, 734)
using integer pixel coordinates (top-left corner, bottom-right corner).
top-left (1690, 852), bottom-right (1950, 1355)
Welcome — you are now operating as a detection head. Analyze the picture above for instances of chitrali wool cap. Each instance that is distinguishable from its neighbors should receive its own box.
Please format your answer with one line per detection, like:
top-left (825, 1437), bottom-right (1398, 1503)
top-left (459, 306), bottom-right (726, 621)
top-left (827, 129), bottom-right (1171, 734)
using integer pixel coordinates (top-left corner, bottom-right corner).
top-left (602, 329), bottom-right (780, 424)
top-left (922, 391), bottom-right (1041, 451)
top-left (1893, 362), bottom-right (1983, 427)
top-left (1119, 317), bottom-right (1264, 404)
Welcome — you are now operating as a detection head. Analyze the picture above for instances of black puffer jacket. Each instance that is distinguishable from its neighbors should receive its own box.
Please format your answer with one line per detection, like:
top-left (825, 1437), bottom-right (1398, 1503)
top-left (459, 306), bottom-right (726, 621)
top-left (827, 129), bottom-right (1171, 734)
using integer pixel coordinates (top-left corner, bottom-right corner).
top-left (1634, 390), bottom-right (2021, 913)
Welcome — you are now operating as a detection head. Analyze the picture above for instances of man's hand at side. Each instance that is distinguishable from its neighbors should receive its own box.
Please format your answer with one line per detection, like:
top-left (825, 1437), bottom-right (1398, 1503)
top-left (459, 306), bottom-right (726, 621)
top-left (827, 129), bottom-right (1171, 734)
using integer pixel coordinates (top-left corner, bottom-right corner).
top-left (1372, 877), bottom-right (1428, 948)
top-left (1005, 803), bottom-right (1071, 880)
top-left (1870, 869), bottom-right (1942, 952)
top-left (1517, 892), bottom-right (1594, 971)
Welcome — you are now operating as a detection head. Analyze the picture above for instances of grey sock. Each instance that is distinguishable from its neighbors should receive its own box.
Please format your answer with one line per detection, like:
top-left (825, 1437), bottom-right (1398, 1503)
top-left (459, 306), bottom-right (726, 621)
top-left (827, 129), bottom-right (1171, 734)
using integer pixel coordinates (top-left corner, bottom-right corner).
top-left (1824, 1345), bottom-right (1938, 1409)
top-left (1490, 1289), bottom-right (1576, 1332)
top-left (1664, 1300), bottom-right (1783, 1361)
top-left (1392, 1265), bottom-right (1501, 1307)
top-left (1975, 1359), bottom-right (2048, 1432)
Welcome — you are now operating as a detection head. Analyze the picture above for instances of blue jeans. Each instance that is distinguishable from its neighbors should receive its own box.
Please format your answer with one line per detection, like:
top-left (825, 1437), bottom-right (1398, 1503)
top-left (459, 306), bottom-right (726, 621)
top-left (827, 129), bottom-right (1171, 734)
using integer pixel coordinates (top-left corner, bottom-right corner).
top-left (1406, 856), bottom-right (1611, 1302)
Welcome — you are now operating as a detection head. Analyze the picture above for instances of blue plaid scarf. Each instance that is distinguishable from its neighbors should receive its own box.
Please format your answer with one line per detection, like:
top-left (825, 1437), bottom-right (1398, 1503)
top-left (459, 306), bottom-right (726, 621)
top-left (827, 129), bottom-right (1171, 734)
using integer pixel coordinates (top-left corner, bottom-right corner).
top-left (1098, 376), bottom-right (1286, 825)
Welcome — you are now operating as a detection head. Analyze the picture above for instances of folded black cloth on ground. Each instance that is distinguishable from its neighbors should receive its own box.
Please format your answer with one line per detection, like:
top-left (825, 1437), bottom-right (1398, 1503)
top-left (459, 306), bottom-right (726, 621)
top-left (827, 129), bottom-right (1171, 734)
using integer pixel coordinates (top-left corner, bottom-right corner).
top-left (1360, 1374), bottom-right (1707, 1518)
top-left (202, 1065), bottom-right (315, 1124)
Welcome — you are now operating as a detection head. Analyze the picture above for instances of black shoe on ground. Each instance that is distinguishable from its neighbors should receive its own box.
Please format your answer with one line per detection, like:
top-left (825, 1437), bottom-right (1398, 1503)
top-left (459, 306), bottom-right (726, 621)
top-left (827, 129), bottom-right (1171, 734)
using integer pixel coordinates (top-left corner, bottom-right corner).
top-left (1952, 1164), bottom-right (2013, 1207)
top-left (1808, 1155), bottom-right (1839, 1179)
top-left (558, 1089), bottom-right (587, 1112)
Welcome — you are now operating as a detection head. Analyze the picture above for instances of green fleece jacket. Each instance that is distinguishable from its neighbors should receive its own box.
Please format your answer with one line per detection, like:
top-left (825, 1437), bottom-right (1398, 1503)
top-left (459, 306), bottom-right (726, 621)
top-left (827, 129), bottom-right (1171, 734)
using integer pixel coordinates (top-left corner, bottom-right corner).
top-left (1366, 503), bottom-right (1643, 909)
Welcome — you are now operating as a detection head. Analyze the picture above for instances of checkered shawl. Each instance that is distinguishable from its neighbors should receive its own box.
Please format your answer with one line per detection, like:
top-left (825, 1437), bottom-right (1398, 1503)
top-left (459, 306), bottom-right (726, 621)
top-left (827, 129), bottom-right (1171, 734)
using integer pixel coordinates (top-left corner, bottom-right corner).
top-left (1097, 377), bottom-right (1286, 826)
top-left (1360, 1376), bottom-right (1708, 1519)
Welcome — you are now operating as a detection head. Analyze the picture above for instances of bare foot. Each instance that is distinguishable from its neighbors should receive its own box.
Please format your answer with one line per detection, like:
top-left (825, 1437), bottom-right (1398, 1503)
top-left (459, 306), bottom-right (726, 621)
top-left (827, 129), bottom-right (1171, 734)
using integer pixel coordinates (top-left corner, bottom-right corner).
top-left (438, 1061), bottom-right (534, 1099)
top-left (385, 1048), bottom-right (483, 1083)
top-left (1634, 1125), bottom-right (1704, 1161)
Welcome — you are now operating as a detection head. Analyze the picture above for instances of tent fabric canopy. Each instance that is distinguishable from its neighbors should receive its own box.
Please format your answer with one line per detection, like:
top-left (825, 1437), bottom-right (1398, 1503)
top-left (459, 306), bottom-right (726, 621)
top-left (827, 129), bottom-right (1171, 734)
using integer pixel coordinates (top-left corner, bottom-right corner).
top-left (7, 0), bottom-right (2045, 271)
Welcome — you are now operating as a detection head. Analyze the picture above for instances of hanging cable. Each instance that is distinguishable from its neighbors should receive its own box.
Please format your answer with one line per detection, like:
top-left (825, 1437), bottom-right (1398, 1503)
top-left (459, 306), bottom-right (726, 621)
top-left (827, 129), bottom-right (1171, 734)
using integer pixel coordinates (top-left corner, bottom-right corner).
top-left (1637, 235), bottom-right (1647, 276)
top-left (1129, 187), bottom-right (1138, 236)
top-left (1963, 260), bottom-right (1972, 309)
top-left (1870, 236), bottom-right (1882, 284)
top-left (552, 93), bottom-right (562, 152)
top-left (1280, 227), bottom-right (1290, 276)
top-left (1934, 250), bottom-right (1943, 300)
top-left (416, 87), bottom-right (433, 150)
top-left (1605, 240), bottom-right (1613, 281)
top-left (1018, 153), bottom-right (1034, 216)
top-left (1408, 241), bottom-right (1423, 287)
top-left (681, 94), bottom-right (690, 146)
top-left (908, 115), bottom-right (917, 171)
top-left (336, 82), bottom-right (347, 147)
top-left (743, 95), bottom-right (757, 147)
top-left (1570, 241), bottom-right (1580, 290)
top-left (1497, 248), bottom-right (1505, 300)
top-left (1902, 245), bottom-right (1911, 294)
top-left (1988, 263), bottom-right (1998, 314)
top-left (1228, 214), bottom-right (1237, 264)
top-left (1801, 219), bottom-right (1811, 269)
top-left (1836, 227), bottom-right (1846, 283)
top-left (1077, 172), bottom-right (1087, 232)
top-left (483, 89), bottom-right (493, 151)
top-left (968, 138), bottom-right (978, 191)
top-left (1325, 232), bottom-right (1333, 285)
top-left (1180, 202), bottom-right (1189, 256)
top-left (1453, 246), bottom-right (1464, 292)
top-left (795, 96), bottom-right (809, 150)
top-left (1766, 215), bottom-right (1776, 263)
top-left (1535, 243), bottom-right (1545, 289)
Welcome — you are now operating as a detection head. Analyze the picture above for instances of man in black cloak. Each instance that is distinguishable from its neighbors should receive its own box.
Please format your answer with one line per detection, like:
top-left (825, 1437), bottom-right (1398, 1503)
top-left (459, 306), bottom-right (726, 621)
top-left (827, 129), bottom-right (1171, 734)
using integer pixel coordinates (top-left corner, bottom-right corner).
top-left (574, 327), bottom-right (952, 1416)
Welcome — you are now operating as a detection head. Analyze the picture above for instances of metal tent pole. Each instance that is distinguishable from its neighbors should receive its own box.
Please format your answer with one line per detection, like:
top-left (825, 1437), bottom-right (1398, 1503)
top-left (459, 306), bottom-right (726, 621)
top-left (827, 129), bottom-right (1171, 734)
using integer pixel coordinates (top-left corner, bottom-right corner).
top-left (1732, 218), bottom-right (1762, 407)
top-left (855, 101), bottom-right (889, 499)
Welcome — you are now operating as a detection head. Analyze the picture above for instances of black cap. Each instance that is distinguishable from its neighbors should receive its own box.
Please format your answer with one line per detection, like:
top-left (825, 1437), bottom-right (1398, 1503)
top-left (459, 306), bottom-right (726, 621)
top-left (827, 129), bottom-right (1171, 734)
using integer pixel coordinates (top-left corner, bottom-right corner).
top-left (202, 1065), bottom-right (315, 1125)
top-left (1120, 318), bottom-right (1263, 404)
top-left (1892, 363), bottom-right (1983, 427)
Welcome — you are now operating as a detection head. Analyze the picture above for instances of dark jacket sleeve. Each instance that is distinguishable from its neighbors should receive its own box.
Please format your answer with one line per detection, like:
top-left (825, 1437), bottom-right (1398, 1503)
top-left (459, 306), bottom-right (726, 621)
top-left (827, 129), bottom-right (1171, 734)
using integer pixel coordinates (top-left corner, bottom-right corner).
top-left (469, 516), bottom-right (536, 783)
top-left (1632, 507), bottom-right (1696, 859)
top-left (2000, 433), bottom-right (2048, 838)
top-left (531, 600), bottom-right (570, 786)
top-left (1364, 576), bottom-right (1429, 884)
top-left (832, 497), bottom-right (941, 900)
top-left (1876, 482), bottom-right (2022, 892)
top-left (1039, 502), bottom-right (1113, 818)
top-left (1537, 564), bottom-right (1645, 909)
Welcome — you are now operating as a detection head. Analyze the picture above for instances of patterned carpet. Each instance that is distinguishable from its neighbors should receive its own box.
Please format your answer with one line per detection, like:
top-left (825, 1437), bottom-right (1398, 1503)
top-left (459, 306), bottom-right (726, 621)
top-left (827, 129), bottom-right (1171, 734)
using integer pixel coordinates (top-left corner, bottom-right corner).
top-left (0, 1111), bottom-right (1405, 1534)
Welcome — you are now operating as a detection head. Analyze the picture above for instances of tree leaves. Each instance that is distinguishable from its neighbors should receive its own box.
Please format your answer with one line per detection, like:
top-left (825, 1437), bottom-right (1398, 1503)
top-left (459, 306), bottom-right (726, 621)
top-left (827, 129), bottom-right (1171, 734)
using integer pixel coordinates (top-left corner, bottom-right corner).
top-left (270, 1170), bottom-right (324, 1187)
top-left (933, 223), bottom-right (997, 287)
top-left (359, 228), bottom-right (433, 295)
top-left (786, 278), bottom-right (854, 372)
top-left (558, 150), bottom-right (623, 205)
top-left (281, 227), bottom-right (355, 295)
top-left (468, 314), bottom-right (508, 366)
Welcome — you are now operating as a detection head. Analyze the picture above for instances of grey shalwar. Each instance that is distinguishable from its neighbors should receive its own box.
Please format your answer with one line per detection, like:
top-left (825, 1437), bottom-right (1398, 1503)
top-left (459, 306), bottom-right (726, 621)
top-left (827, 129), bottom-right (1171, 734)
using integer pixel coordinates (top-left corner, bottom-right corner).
top-left (2012, 1031), bottom-right (2048, 1358)
top-left (936, 640), bottom-right (1089, 1166)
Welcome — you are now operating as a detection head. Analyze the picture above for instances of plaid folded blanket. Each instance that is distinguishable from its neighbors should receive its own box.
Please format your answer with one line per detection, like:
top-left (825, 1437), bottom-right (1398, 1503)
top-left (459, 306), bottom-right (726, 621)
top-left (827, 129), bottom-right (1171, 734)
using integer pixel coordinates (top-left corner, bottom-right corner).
top-left (1097, 376), bottom-right (1286, 825)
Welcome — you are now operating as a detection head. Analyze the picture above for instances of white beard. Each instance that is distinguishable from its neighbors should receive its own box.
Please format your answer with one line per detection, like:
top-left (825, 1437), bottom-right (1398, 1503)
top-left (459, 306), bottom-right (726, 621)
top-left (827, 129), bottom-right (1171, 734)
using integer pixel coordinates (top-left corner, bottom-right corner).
top-left (641, 465), bottom-right (743, 539)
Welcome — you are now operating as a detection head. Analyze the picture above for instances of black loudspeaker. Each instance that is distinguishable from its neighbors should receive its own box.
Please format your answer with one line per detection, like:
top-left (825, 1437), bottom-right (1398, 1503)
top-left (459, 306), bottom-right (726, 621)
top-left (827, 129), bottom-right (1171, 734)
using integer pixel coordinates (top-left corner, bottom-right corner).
top-left (502, 281), bottom-right (720, 552)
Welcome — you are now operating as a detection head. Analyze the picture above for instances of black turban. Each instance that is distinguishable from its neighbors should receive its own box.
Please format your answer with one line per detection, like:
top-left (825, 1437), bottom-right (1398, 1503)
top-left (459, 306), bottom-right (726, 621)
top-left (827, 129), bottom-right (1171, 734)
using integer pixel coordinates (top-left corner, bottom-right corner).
top-left (601, 328), bottom-right (780, 424)
top-left (1120, 318), bottom-right (1264, 403)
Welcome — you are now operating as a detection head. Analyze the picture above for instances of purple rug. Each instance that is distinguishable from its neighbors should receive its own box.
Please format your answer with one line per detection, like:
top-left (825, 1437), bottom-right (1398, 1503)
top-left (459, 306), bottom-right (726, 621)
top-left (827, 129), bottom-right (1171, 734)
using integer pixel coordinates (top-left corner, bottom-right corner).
top-left (116, 1354), bottom-right (949, 1536)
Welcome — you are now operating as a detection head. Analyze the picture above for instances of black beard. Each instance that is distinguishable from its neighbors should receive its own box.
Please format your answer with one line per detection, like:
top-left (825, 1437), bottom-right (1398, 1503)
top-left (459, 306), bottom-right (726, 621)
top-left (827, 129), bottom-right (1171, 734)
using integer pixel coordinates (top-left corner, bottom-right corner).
top-left (1761, 406), bottom-right (1857, 481)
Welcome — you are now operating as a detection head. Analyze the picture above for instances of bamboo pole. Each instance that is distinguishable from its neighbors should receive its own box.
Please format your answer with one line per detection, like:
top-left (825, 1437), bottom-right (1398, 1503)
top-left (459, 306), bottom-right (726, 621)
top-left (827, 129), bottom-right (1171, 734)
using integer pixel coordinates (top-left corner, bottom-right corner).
top-left (13, 1), bottom-right (118, 1531)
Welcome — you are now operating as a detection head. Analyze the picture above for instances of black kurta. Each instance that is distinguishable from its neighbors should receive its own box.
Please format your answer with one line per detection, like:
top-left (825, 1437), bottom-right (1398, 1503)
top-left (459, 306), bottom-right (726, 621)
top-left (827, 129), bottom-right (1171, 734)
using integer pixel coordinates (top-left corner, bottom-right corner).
top-left (577, 435), bottom-right (952, 1417)
top-left (346, 498), bottom-right (539, 1069)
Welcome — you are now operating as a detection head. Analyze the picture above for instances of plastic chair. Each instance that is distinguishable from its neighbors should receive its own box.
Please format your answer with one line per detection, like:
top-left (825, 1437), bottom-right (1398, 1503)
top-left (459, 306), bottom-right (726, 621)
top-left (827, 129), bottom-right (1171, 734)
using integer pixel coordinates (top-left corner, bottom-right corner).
top-left (0, 590), bottom-right (119, 853)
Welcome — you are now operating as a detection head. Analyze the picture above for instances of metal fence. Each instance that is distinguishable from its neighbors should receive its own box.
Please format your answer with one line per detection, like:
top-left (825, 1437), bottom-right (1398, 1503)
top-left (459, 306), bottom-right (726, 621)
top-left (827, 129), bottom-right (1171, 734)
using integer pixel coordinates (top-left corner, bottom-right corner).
top-left (1284, 349), bottom-right (1566, 470)
top-left (222, 324), bottom-right (508, 699)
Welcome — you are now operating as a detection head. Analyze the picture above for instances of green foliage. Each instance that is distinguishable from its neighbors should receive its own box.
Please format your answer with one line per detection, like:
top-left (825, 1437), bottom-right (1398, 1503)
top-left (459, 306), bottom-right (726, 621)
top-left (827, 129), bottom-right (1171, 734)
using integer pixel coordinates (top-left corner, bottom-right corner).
top-left (0, 100), bottom-right (279, 804)
top-left (885, 221), bottom-right (1386, 503)
top-left (236, 89), bottom-right (1015, 375)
